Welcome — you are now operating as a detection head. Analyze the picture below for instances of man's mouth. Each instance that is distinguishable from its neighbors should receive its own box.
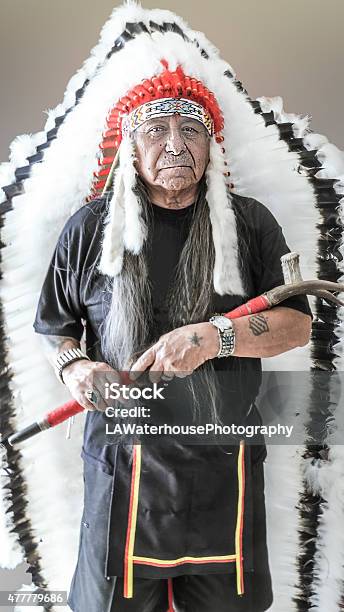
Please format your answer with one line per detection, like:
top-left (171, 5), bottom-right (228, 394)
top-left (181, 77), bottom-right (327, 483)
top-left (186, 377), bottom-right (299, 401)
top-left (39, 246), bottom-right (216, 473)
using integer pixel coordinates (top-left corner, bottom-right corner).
top-left (159, 165), bottom-right (192, 170)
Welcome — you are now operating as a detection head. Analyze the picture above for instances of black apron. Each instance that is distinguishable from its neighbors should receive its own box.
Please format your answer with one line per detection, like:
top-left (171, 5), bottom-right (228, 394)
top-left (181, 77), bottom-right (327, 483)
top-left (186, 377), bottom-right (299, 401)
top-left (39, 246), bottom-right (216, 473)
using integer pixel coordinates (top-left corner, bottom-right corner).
top-left (67, 423), bottom-right (270, 611)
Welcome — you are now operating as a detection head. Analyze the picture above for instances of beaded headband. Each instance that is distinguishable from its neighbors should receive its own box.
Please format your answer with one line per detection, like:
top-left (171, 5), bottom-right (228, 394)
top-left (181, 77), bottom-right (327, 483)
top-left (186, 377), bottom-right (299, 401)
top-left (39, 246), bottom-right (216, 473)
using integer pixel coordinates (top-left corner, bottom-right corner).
top-left (121, 97), bottom-right (214, 136)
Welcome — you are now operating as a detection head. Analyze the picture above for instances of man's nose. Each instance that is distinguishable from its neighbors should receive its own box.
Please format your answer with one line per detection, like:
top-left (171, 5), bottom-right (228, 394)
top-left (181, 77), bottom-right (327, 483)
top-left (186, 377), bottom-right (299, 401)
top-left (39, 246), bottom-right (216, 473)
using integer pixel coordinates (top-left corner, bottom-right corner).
top-left (165, 127), bottom-right (185, 156)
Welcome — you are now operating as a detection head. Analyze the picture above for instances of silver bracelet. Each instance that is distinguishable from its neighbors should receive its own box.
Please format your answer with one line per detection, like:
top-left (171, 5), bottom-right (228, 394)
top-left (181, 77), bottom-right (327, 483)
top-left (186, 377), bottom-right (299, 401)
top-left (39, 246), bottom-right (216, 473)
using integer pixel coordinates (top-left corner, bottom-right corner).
top-left (54, 348), bottom-right (90, 384)
top-left (209, 315), bottom-right (236, 358)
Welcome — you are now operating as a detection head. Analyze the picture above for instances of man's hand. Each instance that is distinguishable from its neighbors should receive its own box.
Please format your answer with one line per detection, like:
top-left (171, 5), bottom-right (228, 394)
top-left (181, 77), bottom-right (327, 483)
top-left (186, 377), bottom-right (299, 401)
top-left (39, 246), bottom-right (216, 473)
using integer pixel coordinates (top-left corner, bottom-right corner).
top-left (38, 334), bottom-right (120, 411)
top-left (129, 322), bottom-right (219, 383)
top-left (128, 307), bottom-right (312, 383)
top-left (62, 359), bottom-right (120, 411)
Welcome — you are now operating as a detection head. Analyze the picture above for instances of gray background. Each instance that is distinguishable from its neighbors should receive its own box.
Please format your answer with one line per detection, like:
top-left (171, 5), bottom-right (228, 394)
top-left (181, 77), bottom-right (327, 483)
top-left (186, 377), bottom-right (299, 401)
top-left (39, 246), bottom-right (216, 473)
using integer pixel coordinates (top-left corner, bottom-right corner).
top-left (0, 0), bottom-right (343, 607)
top-left (1, 0), bottom-right (343, 164)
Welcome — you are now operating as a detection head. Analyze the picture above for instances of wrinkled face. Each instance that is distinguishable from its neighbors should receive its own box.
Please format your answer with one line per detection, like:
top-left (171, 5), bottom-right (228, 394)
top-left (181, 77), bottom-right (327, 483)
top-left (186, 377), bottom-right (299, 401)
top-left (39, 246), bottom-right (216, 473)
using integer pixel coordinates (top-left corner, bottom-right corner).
top-left (133, 113), bottom-right (210, 192)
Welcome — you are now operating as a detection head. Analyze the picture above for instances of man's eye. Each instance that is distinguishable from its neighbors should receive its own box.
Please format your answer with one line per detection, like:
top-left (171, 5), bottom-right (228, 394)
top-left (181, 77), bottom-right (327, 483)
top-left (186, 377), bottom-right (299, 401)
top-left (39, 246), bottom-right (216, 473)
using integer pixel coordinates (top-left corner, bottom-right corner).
top-left (148, 126), bottom-right (166, 134)
top-left (182, 126), bottom-right (198, 134)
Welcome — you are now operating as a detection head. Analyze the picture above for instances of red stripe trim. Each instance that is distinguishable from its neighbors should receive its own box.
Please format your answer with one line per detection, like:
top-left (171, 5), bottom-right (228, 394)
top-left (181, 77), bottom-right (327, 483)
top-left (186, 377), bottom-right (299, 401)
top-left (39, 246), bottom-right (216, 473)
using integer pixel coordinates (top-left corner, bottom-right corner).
top-left (167, 578), bottom-right (174, 612)
top-left (238, 444), bottom-right (246, 594)
top-left (123, 446), bottom-right (138, 597)
top-left (133, 558), bottom-right (236, 567)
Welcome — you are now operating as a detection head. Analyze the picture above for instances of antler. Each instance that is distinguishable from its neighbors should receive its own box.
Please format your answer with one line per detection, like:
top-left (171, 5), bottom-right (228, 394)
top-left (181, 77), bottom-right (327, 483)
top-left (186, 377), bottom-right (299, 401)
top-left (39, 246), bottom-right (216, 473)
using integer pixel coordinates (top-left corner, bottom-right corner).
top-left (225, 252), bottom-right (344, 320)
top-left (266, 279), bottom-right (344, 307)
top-left (267, 252), bottom-right (344, 307)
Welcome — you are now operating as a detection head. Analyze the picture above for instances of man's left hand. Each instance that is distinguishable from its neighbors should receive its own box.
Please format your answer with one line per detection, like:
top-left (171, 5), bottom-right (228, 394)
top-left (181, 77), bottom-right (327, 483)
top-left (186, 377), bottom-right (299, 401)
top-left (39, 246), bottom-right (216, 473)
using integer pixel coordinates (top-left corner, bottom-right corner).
top-left (129, 322), bottom-right (219, 383)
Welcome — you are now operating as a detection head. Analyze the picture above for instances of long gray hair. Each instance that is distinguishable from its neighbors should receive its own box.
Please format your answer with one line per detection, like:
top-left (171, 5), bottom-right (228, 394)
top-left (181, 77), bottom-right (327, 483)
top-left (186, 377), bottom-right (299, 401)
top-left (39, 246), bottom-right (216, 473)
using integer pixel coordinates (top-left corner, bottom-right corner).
top-left (100, 176), bottom-right (246, 424)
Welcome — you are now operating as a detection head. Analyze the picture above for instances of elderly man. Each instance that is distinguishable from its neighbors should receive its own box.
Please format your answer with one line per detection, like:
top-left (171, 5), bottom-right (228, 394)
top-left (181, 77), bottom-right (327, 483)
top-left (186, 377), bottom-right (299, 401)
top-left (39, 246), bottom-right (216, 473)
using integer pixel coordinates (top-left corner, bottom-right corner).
top-left (34, 106), bottom-right (312, 612)
top-left (31, 21), bottom-right (313, 612)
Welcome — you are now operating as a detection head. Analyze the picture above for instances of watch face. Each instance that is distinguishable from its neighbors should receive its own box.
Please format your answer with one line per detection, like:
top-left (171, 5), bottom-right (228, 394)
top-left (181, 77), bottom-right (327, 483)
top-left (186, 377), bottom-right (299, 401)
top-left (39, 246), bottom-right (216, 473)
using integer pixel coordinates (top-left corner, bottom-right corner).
top-left (212, 315), bottom-right (233, 331)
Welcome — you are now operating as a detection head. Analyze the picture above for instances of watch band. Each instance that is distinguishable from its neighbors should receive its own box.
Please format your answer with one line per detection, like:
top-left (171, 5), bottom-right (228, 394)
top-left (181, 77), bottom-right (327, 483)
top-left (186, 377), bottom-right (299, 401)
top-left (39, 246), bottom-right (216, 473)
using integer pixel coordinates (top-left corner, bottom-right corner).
top-left (217, 327), bottom-right (235, 358)
top-left (54, 348), bottom-right (90, 384)
top-left (209, 315), bottom-right (236, 358)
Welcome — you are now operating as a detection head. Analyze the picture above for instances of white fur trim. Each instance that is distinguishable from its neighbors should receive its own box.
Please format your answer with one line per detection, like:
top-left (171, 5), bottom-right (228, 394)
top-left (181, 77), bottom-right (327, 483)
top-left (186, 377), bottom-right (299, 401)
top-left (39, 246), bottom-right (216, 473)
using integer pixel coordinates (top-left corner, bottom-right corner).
top-left (121, 136), bottom-right (147, 253)
top-left (98, 136), bottom-right (147, 276)
top-left (99, 166), bottom-right (125, 276)
top-left (206, 139), bottom-right (245, 296)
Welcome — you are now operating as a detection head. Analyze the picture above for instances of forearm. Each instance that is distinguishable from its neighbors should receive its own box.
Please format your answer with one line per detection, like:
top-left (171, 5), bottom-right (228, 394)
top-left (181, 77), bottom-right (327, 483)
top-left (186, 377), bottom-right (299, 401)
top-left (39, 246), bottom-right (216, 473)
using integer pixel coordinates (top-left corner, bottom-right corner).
top-left (230, 306), bottom-right (312, 358)
top-left (39, 334), bottom-right (81, 368)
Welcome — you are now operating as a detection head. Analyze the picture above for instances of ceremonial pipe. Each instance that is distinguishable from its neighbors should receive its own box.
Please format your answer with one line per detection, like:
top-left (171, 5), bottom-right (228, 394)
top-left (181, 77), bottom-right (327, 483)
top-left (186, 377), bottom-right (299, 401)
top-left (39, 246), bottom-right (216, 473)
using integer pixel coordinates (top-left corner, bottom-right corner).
top-left (1, 253), bottom-right (344, 452)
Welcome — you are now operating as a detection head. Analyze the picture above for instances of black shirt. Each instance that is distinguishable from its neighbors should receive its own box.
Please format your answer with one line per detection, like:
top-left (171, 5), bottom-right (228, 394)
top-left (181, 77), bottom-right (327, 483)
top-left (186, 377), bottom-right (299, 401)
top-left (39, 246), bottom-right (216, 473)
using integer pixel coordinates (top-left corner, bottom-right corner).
top-left (33, 193), bottom-right (312, 579)
top-left (34, 193), bottom-right (312, 429)
top-left (34, 193), bottom-right (311, 348)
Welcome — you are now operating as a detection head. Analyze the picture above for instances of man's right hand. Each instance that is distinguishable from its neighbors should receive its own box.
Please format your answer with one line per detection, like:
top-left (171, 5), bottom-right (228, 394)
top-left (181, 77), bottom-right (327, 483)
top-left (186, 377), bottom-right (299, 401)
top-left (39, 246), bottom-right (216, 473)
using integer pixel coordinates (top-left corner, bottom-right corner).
top-left (38, 334), bottom-right (120, 412)
top-left (62, 359), bottom-right (120, 411)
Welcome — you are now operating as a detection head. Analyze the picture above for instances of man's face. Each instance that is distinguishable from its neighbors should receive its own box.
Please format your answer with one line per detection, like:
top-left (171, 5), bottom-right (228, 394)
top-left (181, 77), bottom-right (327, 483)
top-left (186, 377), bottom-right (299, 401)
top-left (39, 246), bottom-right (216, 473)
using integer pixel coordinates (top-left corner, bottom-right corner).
top-left (133, 113), bottom-right (210, 192)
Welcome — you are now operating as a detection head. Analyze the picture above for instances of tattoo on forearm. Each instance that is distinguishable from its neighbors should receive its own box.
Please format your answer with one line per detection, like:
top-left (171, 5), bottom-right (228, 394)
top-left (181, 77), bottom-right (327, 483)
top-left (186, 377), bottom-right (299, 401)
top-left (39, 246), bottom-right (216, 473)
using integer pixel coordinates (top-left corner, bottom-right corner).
top-left (189, 333), bottom-right (203, 347)
top-left (248, 314), bottom-right (269, 336)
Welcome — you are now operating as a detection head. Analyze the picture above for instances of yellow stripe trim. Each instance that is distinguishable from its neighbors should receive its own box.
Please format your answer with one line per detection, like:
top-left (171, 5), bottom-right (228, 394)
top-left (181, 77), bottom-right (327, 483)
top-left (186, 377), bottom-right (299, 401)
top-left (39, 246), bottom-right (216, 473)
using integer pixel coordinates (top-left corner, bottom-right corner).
top-left (235, 440), bottom-right (245, 595)
top-left (133, 554), bottom-right (237, 564)
top-left (125, 444), bottom-right (142, 598)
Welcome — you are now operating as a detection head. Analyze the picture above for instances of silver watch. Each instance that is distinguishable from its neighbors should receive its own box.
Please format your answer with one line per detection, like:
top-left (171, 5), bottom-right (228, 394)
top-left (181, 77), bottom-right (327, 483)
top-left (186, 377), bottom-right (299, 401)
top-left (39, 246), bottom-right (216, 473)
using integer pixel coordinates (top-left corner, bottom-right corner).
top-left (54, 347), bottom-right (90, 384)
top-left (209, 315), bottom-right (235, 358)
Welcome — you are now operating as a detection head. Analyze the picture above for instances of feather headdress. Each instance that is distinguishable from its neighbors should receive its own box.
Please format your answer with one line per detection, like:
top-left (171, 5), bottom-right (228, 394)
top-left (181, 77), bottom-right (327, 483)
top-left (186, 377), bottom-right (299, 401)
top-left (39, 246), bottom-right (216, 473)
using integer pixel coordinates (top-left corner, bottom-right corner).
top-left (0, 2), bottom-right (344, 611)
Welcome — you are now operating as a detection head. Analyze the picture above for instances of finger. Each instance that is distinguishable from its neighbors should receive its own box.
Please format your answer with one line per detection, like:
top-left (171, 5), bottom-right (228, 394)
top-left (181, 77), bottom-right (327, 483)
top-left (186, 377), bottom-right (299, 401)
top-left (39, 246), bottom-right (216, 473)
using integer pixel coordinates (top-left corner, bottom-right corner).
top-left (85, 389), bottom-right (100, 405)
top-left (148, 362), bottom-right (164, 383)
top-left (89, 362), bottom-right (121, 392)
top-left (79, 395), bottom-right (98, 412)
top-left (129, 347), bottom-right (156, 380)
top-left (91, 369), bottom-right (122, 405)
top-left (63, 381), bottom-right (97, 411)
top-left (92, 361), bottom-right (116, 370)
top-left (98, 371), bottom-right (122, 397)
top-left (79, 384), bottom-right (105, 411)
top-left (84, 389), bottom-right (97, 412)
top-left (174, 370), bottom-right (193, 378)
top-left (85, 398), bottom-right (106, 412)
top-left (161, 372), bottom-right (175, 381)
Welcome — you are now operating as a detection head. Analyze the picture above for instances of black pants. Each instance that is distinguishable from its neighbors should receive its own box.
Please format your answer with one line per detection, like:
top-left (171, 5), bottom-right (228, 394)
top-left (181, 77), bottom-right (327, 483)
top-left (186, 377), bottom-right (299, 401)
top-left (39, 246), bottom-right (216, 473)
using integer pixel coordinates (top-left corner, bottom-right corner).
top-left (111, 572), bottom-right (271, 611)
